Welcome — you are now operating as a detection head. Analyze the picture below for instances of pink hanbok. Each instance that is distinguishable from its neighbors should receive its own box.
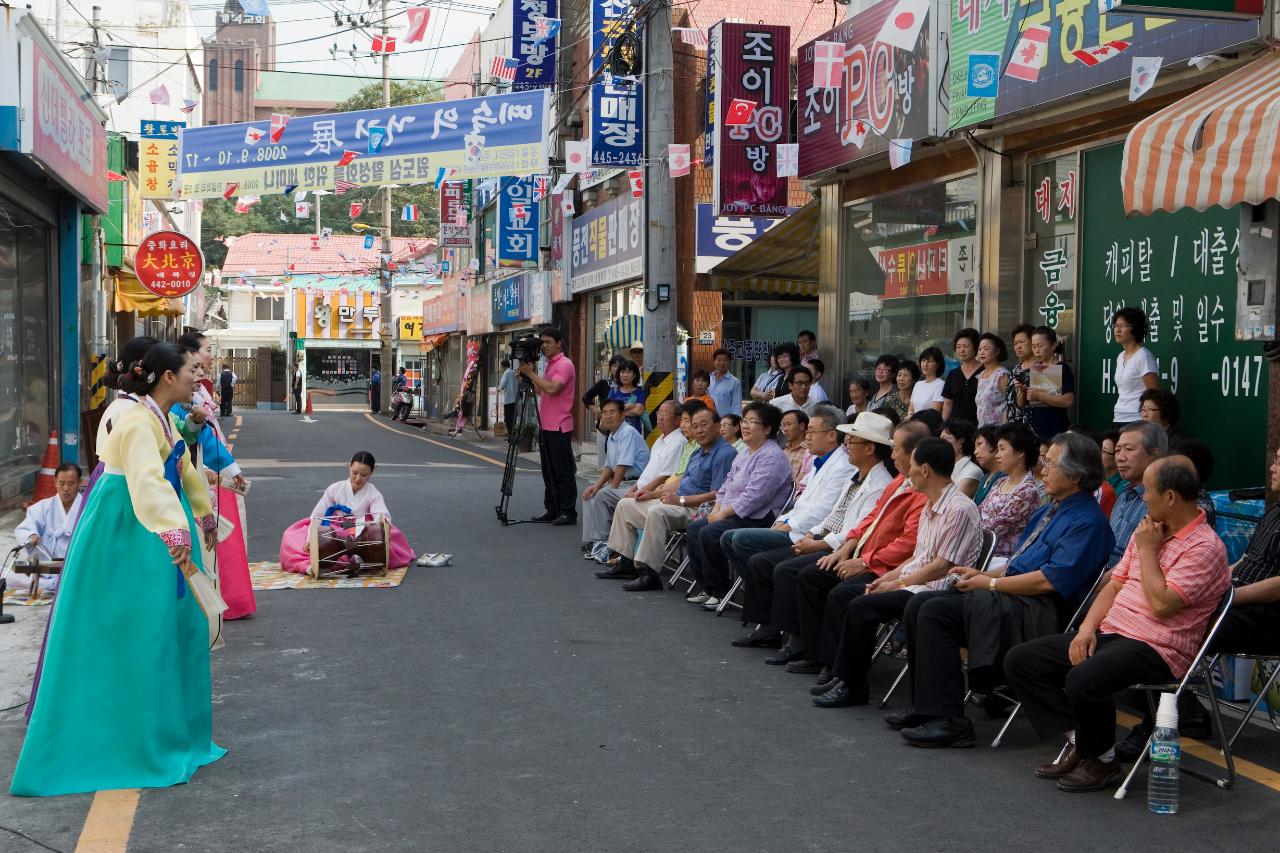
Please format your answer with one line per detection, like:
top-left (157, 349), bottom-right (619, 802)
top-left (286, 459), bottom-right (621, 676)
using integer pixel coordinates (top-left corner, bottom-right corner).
top-left (278, 480), bottom-right (414, 574)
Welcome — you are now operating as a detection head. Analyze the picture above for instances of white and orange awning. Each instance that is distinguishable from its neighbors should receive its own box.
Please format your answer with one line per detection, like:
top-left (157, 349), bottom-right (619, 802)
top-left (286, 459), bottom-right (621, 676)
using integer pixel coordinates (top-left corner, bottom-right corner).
top-left (1123, 50), bottom-right (1280, 216)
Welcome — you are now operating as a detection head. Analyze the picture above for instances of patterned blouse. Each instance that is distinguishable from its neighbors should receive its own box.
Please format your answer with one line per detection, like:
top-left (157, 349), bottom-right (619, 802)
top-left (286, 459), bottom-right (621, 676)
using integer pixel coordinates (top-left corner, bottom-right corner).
top-left (975, 366), bottom-right (1010, 426)
top-left (1005, 362), bottom-right (1032, 427)
top-left (979, 471), bottom-right (1042, 556)
top-left (869, 388), bottom-right (908, 422)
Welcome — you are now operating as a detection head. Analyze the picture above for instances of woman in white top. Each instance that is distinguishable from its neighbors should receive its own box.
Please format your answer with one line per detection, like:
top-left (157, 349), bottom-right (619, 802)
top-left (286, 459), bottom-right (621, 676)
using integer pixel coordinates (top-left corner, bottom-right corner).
top-left (908, 346), bottom-right (946, 415)
top-left (846, 377), bottom-right (872, 419)
top-left (1111, 306), bottom-right (1159, 426)
top-left (942, 416), bottom-right (984, 499)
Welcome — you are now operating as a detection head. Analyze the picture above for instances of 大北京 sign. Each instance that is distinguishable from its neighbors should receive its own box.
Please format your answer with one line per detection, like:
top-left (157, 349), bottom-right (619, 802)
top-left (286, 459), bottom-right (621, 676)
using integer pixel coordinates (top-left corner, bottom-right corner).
top-left (134, 231), bottom-right (204, 297)
top-left (569, 193), bottom-right (643, 294)
top-left (177, 89), bottom-right (550, 199)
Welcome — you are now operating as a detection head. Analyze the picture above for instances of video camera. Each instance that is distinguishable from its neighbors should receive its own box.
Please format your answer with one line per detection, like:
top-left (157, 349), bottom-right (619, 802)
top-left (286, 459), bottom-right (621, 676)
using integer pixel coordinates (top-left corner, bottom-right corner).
top-left (509, 333), bottom-right (542, 366)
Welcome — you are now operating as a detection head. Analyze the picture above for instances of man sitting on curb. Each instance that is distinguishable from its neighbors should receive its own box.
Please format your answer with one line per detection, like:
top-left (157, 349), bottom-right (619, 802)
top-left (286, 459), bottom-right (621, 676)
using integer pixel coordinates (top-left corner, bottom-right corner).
top-left (1004, 456), bottom-right (1230, 794)
top-left (601, 406), bottom-right (737, 590)
top-left (894, 432), bottom-right (1115, 748)
top-left (580, 399), bottom-right (650, 560)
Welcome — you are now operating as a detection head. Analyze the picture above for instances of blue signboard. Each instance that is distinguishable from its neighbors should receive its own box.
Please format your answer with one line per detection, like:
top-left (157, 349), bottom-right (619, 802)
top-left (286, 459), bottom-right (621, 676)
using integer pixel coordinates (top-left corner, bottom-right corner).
top-left (491, 273), bottom-right (531, 325)
top-left (177, 89), bottom-right (550, 198)
top-left (694, 203), bottom-right (796, 273)
top-left (498, 176), bottom-right (540, 268)
top-left (513, 0), bottom-right (558, 91)
top-left (569, 193), bottom-right (643, 293)
top-left (591, 80), bottom-right (644, 166)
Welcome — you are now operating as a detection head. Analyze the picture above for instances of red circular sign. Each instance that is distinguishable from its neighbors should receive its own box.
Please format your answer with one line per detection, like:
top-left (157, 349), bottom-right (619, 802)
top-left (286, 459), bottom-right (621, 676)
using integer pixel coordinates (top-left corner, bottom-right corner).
top-left (134, 230), bottom-right (204, 297)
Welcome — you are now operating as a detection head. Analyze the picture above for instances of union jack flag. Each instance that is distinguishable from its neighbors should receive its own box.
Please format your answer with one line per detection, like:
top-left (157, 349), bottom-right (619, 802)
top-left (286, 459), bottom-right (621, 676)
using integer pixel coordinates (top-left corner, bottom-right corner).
top-left (335, 179), bottom-right (357, 195)
top-left (489, 55), bottom-right (519, 82)
top-left (532, 175), bottom-right (551, 201)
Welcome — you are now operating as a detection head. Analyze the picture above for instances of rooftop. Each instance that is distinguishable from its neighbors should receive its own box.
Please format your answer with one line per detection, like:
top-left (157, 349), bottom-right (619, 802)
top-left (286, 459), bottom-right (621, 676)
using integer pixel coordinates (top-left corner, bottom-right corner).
top-left (220, 233), bottom-right (436, 275)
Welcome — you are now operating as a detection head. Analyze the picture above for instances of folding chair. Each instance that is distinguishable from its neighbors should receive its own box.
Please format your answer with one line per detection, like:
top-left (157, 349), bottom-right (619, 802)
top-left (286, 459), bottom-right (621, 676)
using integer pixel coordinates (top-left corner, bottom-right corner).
top-left (1114, 586), bottom-right (1236, 800)
top-left (879, 529), bottom-right (998, 709)
top-left (1216, 655), bottom-right (1280, 751)
top-left (660, 532), bottom-right (695, 591)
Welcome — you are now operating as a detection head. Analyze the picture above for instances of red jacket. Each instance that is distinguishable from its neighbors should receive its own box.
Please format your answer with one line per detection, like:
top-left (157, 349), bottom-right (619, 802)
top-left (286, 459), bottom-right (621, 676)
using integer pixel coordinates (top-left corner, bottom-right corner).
top-left (843, 475), bottom-right (928, 576)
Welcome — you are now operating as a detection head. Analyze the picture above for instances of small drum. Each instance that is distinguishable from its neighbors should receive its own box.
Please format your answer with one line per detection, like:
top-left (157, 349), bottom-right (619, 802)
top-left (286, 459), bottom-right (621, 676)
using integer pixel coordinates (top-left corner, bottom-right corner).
top-left (11, 555), bottom-right (64, 599)
top-left (306, 513), bottom-right (391, 579)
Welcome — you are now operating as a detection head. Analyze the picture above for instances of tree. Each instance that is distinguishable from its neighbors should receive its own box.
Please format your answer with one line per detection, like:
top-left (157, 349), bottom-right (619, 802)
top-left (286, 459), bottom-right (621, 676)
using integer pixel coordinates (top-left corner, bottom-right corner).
top-left (201, 197), bottom-right (313, 268)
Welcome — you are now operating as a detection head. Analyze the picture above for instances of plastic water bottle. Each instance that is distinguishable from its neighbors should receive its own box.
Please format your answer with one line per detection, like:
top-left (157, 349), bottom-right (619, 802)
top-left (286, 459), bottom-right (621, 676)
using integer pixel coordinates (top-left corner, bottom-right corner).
top-left (1148, 692), bottom-right (1181, 814)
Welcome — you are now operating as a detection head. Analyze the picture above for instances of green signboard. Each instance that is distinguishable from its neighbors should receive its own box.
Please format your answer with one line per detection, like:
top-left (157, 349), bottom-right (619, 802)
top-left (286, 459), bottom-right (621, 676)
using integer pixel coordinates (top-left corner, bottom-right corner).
top-left (1079, 145), bottom-right (1268, 488)
top-left (1105, 0), bottom-right (1263, 19)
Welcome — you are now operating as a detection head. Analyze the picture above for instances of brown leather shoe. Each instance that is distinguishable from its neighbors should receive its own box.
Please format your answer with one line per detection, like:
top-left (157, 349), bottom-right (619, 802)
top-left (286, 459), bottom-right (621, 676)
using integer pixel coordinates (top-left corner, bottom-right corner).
top-left (1056, 757), bottom-right (1123, 793)
top-left (1034, 746), bottom-right (1081, 780)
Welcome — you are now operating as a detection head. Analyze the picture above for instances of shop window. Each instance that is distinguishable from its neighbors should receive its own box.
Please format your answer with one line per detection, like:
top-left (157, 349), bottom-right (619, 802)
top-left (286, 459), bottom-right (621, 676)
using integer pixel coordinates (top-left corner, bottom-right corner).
top-left (234, 59), bottom-right (245, 92)
top-left (208, 58), bottom-right (218, 91)
top-left (108, 47), bottom-right (130, 90)
top-left (1025, 154), bottom-right (1079, 343)
top-left (840, 176), bottom-right (979, 389)
top-left (254, 295), bottom-right (284, 321)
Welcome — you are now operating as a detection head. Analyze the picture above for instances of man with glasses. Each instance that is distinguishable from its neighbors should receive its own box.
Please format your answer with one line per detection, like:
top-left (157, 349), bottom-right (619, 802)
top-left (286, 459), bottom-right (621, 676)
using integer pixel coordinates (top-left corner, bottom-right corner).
top-left (771, 366), bottom-right (820, 418)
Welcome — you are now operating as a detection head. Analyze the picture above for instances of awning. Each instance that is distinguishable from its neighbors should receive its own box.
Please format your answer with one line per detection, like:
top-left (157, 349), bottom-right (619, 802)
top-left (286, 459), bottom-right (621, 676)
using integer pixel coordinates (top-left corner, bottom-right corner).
top-left (421, 333), bottom-right (448, 351)
top-left (603, 315), bottom-right (644, 349)
top-left (113, 270), bottom-right (185, 317)
top-left (1123, 51), bottom-right (1280, 215)
top-left (708, 200), bottom-right (820, 297)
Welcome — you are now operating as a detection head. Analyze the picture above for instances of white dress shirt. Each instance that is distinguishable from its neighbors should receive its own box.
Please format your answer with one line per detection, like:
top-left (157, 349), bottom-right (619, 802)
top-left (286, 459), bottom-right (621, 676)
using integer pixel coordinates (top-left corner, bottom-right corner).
top-left (771, 394), bottom-right (821, 417)
top-left (810, 461), bottom-right (895, 550)
top-left (777, 449), bottom-right (856, 543)
top-left (636, 427), bottom-right (687, 486)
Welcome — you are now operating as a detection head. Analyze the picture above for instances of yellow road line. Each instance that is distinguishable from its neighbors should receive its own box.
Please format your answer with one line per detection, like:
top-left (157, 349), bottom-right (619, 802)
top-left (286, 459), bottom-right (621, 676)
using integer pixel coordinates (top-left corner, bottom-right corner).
top-left (234, 416), bottom-right (243, 428)
top-left (362, 414), bottom-right (513, 469)
top-left (1116, 710), bottom-right (1280, 793)
top-left (75, 789), bottom-right (139, 852)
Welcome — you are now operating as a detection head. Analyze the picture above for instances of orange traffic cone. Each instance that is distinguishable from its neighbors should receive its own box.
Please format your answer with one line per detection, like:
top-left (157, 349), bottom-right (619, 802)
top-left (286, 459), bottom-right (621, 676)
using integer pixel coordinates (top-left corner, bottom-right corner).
top-left (305, 391), bottom-right (314, 415)
top-left (32, 431), bottom-right (59, 502)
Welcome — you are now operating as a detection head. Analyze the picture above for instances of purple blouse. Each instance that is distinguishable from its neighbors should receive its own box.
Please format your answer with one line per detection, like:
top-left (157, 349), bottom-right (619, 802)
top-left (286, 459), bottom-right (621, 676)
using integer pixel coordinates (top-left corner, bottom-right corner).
top-left (979, 471), bottom-right (1042, 556)
top-left (717, 440), bottom-right (793, 520)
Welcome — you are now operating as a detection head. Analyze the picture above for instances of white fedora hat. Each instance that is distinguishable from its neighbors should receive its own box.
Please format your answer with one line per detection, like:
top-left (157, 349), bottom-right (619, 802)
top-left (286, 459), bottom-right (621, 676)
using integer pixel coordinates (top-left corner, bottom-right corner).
top-left (836, 411), bottom-right (895, 446)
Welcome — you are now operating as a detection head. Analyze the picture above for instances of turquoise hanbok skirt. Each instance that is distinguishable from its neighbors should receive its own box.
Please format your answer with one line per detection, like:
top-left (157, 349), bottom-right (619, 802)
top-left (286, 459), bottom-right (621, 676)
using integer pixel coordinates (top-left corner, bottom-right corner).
top-left (10, 472), bottom-right (226, 797)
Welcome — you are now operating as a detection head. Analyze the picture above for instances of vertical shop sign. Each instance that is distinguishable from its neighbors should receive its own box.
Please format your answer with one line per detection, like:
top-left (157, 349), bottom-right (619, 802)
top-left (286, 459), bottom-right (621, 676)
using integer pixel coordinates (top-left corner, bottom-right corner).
top-left (440, 180), bottom-right (471, 246)
top-left (139, 120), bottom-right (184, 199)
top-left (703, 22), bottom-right (721, 168)
top-left (513, 0), bottom-right (558, 90)
top-left (498, 176), bottom-right (540, 268)
top-left (590, 0), bottom-right (644, 165)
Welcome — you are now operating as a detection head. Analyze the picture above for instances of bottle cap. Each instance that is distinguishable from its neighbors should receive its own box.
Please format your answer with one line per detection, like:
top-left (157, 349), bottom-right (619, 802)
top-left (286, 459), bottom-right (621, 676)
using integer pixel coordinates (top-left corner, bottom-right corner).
top-left (1156, 692), bottom-right (1180, 729)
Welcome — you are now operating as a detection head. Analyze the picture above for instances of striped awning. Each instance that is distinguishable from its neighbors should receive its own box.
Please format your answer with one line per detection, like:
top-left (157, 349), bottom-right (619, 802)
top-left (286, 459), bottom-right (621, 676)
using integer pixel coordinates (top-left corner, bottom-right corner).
top-left (604, 314), bottom-right (644, 349)
top-left (1123, 51), bottom-right (1280, 215)
top-left (708, 200), bottom-right (819, 297)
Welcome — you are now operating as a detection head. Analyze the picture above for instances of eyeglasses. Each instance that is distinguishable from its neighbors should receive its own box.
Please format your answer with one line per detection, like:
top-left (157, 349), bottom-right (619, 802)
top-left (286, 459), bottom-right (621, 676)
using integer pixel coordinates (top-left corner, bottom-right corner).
top-left (741, 418), bottom-right (764, 426)
top-left (1041, 457), bottom-right (1059, 471)
top-left (1139, 406), bottom-right (1161, 415)
top-left (791, 379), bottom-right (812, 386)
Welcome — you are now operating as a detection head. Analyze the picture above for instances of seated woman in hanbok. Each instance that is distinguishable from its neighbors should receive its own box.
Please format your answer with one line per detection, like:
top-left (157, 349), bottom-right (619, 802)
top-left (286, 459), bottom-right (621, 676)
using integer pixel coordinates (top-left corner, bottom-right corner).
top-left (11, 342), bottom-right (226, 797)
top-left (279, 451), bottom-right (414, 574)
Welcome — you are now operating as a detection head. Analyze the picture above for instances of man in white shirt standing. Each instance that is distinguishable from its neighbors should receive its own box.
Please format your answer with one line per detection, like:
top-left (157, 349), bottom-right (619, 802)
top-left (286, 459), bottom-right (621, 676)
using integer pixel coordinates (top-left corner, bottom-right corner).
top-left (8, 464), bottom-right (84, 596)
top-left (770, 366), bottom-right (820, 417)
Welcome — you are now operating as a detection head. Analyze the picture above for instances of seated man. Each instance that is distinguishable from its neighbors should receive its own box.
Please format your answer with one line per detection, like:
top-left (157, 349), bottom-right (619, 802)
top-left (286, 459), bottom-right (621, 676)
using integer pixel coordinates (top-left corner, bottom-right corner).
top-left (1106, 421), bottom-right (1167, 568)
top-left (604, 406), bottom-right (737, 590)
top-left (720, 407), bottom-right (854, 621)
top-left (584, 400), bottom-right (683, 563)
top-left (785, 421), bottom-right (932, 676)
top-left (1115, 444), bottom-right (1280, 760)
top-left (7, 463), bottom-right (83, 595)
top-left (893, 432), bottom-right (1116, 747)
top-left (732, 412), bottom-right (897, 650)
top-left (1005, 456), bottom-right (1230, 794)
top-left (684, 402), bottom-right (794, 609)
top-left (581, 400), bottom-right (650, 556)
top-left (815, 437), bottom-right (982, 707)
top-left (771, 366), bottom-right (820, 417)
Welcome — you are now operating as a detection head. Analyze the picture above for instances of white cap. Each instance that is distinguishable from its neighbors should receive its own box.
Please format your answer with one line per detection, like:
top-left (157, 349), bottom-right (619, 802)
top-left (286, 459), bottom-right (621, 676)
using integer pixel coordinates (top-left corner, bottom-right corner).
top-left (1156, 692), bottom-right (1180, 729)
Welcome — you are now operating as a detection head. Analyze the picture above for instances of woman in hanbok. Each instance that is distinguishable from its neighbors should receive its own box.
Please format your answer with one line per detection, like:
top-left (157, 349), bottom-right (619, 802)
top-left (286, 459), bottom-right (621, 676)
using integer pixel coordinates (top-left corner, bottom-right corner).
top-left (11, 342), bottom-right (226, 797)
top-left (279, 451), bottom-right (414, 574)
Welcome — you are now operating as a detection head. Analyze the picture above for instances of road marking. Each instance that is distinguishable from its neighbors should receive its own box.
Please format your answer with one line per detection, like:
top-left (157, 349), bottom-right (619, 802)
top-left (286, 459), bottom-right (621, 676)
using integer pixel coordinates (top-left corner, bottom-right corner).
top-left (1116, 710), bottom-right (1280, 793)
top-left (75, 789), bottom-right (139, 852)
top-left (234, 416), bottom-right (243, 428)
top-left (362, 414), bottom-right (519, 470)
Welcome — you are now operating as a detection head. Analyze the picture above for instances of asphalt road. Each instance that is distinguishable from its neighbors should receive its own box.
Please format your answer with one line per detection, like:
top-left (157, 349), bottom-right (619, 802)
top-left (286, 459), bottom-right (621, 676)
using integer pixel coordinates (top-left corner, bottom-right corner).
top-left (2, 410), bottom-right (1278, 852)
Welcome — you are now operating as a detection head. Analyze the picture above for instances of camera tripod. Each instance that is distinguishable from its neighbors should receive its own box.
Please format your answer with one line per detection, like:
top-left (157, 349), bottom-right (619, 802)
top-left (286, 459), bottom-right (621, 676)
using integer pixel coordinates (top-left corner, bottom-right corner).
top-left (495, 376), bottom-right (540, 525)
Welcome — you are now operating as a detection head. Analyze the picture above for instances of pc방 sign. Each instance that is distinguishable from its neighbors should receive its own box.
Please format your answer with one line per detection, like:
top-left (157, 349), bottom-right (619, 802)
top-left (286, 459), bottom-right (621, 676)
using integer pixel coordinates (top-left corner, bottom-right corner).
top-left (134, 230), bottom-right (204, 297)
top-left (694, 203), bottom-right (795, 273)
top-left (513, 0), bottom-right (558, 90)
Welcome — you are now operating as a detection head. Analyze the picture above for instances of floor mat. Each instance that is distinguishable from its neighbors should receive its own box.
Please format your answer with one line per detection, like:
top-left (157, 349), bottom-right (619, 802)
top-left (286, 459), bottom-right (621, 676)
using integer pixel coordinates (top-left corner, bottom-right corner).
top-left (249, 561), bottom-right (410, 590)
top-left (1, 587), bottom-right (53, 606)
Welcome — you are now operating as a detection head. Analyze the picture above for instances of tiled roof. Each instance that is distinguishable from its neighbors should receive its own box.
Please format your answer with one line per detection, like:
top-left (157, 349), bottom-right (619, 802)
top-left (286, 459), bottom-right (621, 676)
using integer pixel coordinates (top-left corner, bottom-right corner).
top-left (220, 233), bottom-right (436, 275)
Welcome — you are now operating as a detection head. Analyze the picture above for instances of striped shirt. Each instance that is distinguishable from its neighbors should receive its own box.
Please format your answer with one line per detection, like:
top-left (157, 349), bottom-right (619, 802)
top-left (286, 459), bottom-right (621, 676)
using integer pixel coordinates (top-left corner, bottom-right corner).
top-left (899, 482), bottom-right (983, 593)
top-left (1103, 512), bottom-right (1231, 677)
top-left (1107, 483), bottom-right (1148, 569)
top-left (1232, 504), bottom-right (1280, 588)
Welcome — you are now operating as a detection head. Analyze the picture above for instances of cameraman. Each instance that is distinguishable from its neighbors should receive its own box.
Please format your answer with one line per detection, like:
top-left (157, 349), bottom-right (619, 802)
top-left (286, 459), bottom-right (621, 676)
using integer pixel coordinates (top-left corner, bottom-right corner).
top-left (519, 326), bottom-right (578, 525)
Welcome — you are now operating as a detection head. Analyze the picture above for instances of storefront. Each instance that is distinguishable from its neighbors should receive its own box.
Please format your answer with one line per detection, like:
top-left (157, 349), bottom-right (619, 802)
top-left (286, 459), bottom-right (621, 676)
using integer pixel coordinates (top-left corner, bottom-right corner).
top-left (0, 13), bottom-right (108, 506)
top-left (292, 287), bottom-right (381, 407)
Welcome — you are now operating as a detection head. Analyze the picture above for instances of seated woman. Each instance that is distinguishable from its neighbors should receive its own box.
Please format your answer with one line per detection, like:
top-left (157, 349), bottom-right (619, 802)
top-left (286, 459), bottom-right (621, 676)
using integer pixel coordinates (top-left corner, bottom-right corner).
top-left (979, 423), bottom-right (1042, 557)
top-left (941, 417), bottom-right (984, 499)
top-left (971, 425), bottom-right (1005, 506)
top-left (720, 414), bottom-right (747, 453)
top-left (279, 451), bottom-right (413, 575)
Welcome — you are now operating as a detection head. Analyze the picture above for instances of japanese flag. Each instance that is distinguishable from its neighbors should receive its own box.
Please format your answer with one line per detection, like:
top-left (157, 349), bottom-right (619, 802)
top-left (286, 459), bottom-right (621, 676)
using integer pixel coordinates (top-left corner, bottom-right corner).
top-left (875, 0), bottom-right (930, 52)
top-left (244, 126), bottom-right (266, 144)
top-left (776, 143), bottom-right (798, 177)
top-left (724, 99), bottom-right (757, 126)
top-left (561, 196), bottom-right (576, 216)
top-left (1129, 56), bottom-right (1162, 101)
top-left (1006, 24), bottom-right (1050, 82)
top-left (149, 84), bottom-right (170, 105)
top-left (889, 138), bottom-right (913, 170)
top-left (842, 117), bottom-right (869, 149)
top-left (405, 7), bottom-right (431, 43)
top-left (812, 41), bottom-right (846, 89)
top-left (565, 140), bottom-right (590, 173)
top-left (668, 144), bottom-right (690, 177)
top-left (270, 113), bottom-right (290, 143)
top-left (1072, 40), bottom-right (1131, 66)
top-left (627, 170), bottom-right (644, 198)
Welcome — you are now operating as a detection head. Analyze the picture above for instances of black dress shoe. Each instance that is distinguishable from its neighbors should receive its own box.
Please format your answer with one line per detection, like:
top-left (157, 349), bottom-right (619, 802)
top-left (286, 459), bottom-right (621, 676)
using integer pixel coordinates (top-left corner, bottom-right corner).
top-left (622, 570), bottom-right (663, 591)
top-left (884, 709), bottom-right (931, 730)
top-left (595, 564), bottom-right (638, 580)
top-left (811, 676), bottom-right (841, 696)
top-left (901, 716), bottom-right (976, 748)
top-left (815, 667), bottom-right (831, 683)
top-left (812, 682), bottom-right (869, 708)
top-left (551, 514), bottom-right (577, 526)
top-left (764, 645), bottom-right (803, 666)
top-left (530, 511), bottom-right (558, 523)
top-left (731, 626), bottom-right (783, 648)
top-left (785, 659), bottom-right (825, 675)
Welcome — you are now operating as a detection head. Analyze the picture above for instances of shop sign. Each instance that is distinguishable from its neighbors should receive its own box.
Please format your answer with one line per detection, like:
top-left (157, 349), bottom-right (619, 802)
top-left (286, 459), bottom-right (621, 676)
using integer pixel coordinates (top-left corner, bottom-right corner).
top-left (723, 337), bottom-right (788, 362)
top-left (512, 0), bottom-right (558, 90)
top-left (492, 273), bottom-right (531, 325)
top-left (440, 180), bottom-right (471, 246)
top-left (469, 282), bottom-right (494, 334)
top-left (703, 24), bottom-right (720, 168)
top-left (498, 176), bottom-right (540, 268)
top-left (423, 282), bottom-right (461, 334)
top-left (399, 316), bottom-right (425, 339)
top-left (134, 230), bottom-right (204, 297)
top-left (1102, 0), bottom-right (1262, 20)
top-left (589, 0), bottom-right (644, 166)
top-left (694, 203), bottom-right (794, 273)
top-left (293, 288), bottom-right (380, 340)
top-left (527, 271), bottom-right (551, 324)
top-left (569, 193), bottom-right (643, 294)
top-left (879, 240), bottom-right (949, 299)
top-left (796, 0), bottom-right (942, 178)
top-left (948, 0), bottom-right (1258, 131)
top-left (551, 192), bottom-right (569, 303)
top-left (20, 38), bottom-right (108, 212)
top-left (178, 89), bottom-right (551, 198)
top-left (709, 22), bottom-right (791, 216)
top-left (139, 121), bottom-right (183, 199)
top-left (948, 236), bottom-right (977, 296)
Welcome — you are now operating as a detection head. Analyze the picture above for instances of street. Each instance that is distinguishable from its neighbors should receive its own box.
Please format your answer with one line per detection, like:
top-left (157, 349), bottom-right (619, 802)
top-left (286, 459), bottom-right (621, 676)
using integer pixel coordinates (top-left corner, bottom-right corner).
top-left (2, 410), bottom-right (1278, 852)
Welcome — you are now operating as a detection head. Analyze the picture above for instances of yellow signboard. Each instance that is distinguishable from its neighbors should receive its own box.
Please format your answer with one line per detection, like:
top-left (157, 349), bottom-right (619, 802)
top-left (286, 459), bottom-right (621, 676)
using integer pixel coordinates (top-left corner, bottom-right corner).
top-left (139, 121), bottom-right (183, 199)
top-left (399, 315), bottom-right (424, 339)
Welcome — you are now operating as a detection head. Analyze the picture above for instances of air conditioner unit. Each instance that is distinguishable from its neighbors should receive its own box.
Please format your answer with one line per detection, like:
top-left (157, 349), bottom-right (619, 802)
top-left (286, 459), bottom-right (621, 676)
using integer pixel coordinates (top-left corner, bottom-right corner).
top-left (582, 189), bottom-right (597, 204)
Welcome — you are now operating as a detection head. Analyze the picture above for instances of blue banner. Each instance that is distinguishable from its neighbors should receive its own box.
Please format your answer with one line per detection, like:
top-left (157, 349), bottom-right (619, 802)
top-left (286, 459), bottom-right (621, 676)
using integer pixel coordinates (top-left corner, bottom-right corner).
top-left (498, 176), bottom-right (540, 268)
top-left (177, 89), bottom-right (550, 199)
top-left (694, 203), bottom-right (796, 272)
top-left (591, 80), bottom-right (644, 166)
top-left (491, 273), bottom-right (530, 325)
top-left (513, 0), bottom-right (558, 91)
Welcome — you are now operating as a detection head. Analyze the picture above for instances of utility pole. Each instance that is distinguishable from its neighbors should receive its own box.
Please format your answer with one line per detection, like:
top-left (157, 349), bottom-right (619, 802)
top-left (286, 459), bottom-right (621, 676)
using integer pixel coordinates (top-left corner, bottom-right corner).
top-left (378, 0), bottom-right (394, 416)
top-left (643, 0), bottom-right (676, 373)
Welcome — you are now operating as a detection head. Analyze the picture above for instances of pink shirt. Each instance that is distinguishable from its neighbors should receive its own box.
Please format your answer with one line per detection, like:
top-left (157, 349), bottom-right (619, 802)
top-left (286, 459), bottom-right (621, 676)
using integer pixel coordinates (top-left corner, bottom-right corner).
top-left (1102, 511), bottom-right (1230, 677)
top-left (538, 352), bottom-right (576, 432)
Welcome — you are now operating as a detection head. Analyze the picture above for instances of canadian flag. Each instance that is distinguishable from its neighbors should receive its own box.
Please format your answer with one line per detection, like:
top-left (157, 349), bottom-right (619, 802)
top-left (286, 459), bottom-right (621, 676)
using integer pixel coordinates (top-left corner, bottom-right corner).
top-left (875, 0), bottom-right (930, 52)
top-left (668, 144), bottom-right (691, 177)
top-left (405, 7), bottom-right (431, 43)
top-left (564, 140), bottom-right (590, 173)
top-left (1072, 40), bottom-right (1131, 67)
top-left (724, 99), bottom-right (757, 126)
top-left (244, 126), bottom-right (266, 145)
top-left (627, 170), bottom-right (644, 198)
top-left (372, 34), bottom-right (396, 54)
top-left (1006, 24), bottom-right (1050, 82)
top-left (812, 41), bottom-right (846, 89)
top-left (776, 143), bottom-right (798, 177)
top-left (842, 117), bottom-right (869, 149)
top-left (350, 202), bottom-right (364, 218)
top-left (270, 113), bottom-right (290, 143)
